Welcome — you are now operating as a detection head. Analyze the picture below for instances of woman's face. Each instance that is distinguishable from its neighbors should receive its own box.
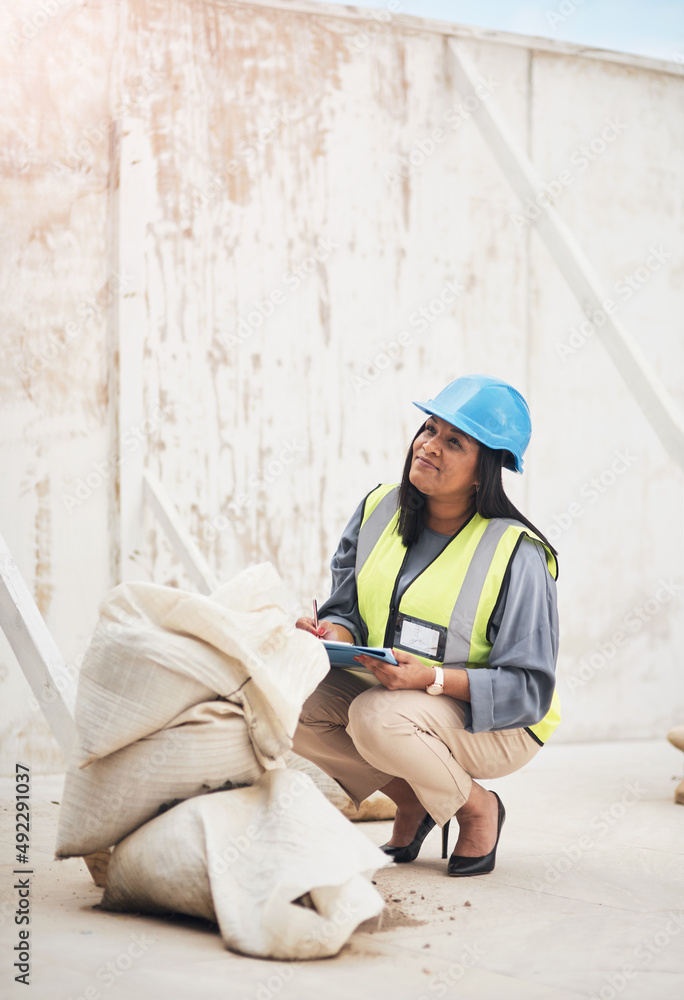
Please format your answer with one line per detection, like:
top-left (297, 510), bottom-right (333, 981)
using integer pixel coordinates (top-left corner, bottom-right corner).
top-left (409, 415), bottom-right (480, 501)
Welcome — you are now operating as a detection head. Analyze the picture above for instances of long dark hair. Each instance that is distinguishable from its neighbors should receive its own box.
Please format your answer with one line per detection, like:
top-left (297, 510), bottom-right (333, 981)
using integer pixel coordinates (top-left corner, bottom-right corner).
top-left (396, 421), bottom-right (557, 554)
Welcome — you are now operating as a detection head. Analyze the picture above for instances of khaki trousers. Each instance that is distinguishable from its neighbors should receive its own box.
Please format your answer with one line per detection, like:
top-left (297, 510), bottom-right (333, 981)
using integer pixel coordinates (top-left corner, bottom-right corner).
top-left (292, 669), bottom-right (541, 827)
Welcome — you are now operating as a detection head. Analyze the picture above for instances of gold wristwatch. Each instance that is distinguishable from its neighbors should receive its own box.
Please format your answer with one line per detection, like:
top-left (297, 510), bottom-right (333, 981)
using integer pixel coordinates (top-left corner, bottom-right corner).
top-left (425, 665), bottom-right (444, 696)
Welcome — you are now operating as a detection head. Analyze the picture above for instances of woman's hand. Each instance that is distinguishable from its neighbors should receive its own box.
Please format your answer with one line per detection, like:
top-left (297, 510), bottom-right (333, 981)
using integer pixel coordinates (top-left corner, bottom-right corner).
top-left (295, 617), bottom-right (342, 641)
top-left (353, 648), bottom-right (436, 690)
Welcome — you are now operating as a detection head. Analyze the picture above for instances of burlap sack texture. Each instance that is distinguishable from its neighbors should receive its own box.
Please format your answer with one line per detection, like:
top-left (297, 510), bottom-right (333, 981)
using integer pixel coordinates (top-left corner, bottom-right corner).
top-left (56, 563), bottom-right (389, 958)
top-left (70, 563), bottom-right (329, 770)
top-left (57, 700), bottom-right (264, 857)
top-left (57, 563), bottom-right (330, 857)
top-left (101, 769), bottom-right (388, 961)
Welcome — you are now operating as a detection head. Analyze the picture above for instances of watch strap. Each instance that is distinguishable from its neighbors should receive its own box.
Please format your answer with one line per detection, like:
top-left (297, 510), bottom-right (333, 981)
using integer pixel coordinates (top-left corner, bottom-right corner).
top-left (426, 665), bottom-right (444, 695)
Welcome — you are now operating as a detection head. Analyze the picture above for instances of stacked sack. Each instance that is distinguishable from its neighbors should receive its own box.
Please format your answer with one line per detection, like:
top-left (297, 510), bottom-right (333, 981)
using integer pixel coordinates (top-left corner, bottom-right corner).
top-left (56, 562), bottom-right (388, 959)
top-left (100, 768), bottom-right (387, 960)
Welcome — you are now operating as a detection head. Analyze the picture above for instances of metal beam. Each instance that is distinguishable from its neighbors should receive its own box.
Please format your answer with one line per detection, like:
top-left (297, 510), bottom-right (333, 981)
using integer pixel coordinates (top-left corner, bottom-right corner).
top-left (449, 40), bottom-right (684, 471)
top-left (0, 536), bottom-right (115, 882)
top-left (0, 532), bottom-right (76, 756)
top-left (143, 471), bottom-right (219, 595)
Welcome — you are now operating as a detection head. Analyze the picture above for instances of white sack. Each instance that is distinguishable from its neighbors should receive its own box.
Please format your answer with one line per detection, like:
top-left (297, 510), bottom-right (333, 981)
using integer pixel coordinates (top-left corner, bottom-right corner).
top-left (56, 700), bottom-right (264, 858)
top-left (101, 770), bottom-right (388, 960)
top-left (283, 752), bottom-right (396, 821)
top-left (72, 562), bottom-right (329, 768)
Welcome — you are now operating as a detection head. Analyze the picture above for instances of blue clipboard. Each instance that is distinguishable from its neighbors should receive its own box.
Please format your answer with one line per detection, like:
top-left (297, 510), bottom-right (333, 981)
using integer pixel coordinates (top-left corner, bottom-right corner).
top-left (323, 641), bottom-right (398, 667)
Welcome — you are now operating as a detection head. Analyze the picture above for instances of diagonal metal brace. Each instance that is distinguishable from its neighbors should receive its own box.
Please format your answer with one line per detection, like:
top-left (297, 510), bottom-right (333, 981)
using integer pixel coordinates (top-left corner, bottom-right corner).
top-left (143, 471), bottom-right (219, 595)
top-left (0, 532), bottom-right (76, 756)
top-left (449, 39), bottom-right (684, 470)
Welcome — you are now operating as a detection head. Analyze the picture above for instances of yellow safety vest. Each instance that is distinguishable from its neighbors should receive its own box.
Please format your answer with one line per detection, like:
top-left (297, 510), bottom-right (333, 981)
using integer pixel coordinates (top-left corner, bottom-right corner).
top-left (355, 484), bottom-right (560, 744)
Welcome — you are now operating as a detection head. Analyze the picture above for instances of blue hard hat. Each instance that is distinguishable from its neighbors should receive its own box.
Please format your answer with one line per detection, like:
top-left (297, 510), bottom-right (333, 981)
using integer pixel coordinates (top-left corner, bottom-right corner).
top-left (413, 374), bottom-right (531, 473)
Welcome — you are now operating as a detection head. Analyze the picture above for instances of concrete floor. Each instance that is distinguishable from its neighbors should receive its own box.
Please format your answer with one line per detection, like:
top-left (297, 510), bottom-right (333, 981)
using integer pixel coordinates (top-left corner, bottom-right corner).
top-left (1, 740), bottom-right (683, 1000)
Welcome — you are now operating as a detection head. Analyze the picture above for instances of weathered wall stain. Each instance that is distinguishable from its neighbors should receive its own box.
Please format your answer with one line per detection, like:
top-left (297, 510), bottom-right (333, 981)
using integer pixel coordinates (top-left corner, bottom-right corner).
top-left (33, 474), bottom-right (53, 614)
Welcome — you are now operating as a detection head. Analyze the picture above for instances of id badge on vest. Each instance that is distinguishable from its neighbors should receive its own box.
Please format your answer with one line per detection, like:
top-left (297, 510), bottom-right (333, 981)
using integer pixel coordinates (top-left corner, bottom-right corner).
top-left (393, 612), bottom-right (447, 661)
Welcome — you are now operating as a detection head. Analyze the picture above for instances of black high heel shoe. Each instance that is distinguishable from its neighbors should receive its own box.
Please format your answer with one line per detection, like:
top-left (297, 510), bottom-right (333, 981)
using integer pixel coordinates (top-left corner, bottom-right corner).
top-left (380, 813), bottom-right (436, 864)
top-left (446, 791), bottom-right (506, 877)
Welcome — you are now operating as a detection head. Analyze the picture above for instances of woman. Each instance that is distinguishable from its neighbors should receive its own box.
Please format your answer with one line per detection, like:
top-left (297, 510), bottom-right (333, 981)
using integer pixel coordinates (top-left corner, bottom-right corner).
top-left (294, 374), bottom-right (559, 877)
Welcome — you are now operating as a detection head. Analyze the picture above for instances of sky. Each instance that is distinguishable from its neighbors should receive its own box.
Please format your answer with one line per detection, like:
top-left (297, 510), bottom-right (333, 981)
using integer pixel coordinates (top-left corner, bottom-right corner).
top-left (312, 0), bottom-right (684, 63)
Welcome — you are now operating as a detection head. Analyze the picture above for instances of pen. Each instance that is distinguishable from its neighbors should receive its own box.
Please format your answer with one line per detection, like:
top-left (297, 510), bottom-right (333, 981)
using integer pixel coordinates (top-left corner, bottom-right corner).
top-left (313, 599), bottom-right (319, 634)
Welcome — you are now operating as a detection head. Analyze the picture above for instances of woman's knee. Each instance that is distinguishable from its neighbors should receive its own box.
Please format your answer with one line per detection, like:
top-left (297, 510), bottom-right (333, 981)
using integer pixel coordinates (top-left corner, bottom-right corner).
top-left (299, 691), bottom-right (348, 729)
top-left (298, 672), bottom-right (367, 728)
top-left (347, 686), bottom-right (400, 749)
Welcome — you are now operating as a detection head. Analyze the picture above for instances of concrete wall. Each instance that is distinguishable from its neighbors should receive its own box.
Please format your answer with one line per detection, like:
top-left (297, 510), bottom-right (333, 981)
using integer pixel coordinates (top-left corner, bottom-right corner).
top-left (1, 0), bottom-right (682, 773)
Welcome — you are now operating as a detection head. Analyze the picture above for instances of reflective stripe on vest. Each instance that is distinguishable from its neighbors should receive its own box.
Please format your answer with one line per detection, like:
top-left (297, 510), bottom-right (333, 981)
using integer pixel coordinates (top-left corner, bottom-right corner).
top-left (356, 484), bottom-right (560, 744)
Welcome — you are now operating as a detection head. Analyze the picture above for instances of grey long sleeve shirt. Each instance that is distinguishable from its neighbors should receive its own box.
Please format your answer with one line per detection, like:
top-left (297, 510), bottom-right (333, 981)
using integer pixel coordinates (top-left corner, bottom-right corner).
top-left (318, 494), bottom-right (559, 734)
